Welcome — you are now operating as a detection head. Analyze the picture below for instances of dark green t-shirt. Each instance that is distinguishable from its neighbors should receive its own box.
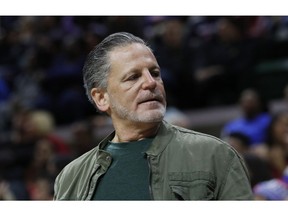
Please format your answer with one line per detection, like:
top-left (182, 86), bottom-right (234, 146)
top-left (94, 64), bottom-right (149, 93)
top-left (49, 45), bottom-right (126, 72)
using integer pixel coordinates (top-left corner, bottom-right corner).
top-left (92, 138), bottom-right (153, 200)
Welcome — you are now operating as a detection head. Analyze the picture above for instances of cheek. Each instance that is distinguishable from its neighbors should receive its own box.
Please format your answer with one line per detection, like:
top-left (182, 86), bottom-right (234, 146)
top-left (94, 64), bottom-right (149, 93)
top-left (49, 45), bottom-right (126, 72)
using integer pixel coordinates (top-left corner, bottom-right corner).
top-left (111, 90), bottom-right (137, 108)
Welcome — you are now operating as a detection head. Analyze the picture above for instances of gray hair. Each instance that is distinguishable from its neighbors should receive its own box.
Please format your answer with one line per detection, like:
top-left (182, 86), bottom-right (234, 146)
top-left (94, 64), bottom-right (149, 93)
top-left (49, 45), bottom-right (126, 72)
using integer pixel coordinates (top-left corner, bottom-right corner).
top-left (83, 32), bottom-right (148, 109)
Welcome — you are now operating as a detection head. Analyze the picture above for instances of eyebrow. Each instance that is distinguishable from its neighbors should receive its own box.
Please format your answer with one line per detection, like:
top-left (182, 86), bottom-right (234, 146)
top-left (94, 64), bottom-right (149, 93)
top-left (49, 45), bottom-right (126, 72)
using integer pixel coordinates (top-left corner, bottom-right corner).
top-left (121, 69), bottom-right (139, 81)
top-left (121, 65), bottom-right (161, 81)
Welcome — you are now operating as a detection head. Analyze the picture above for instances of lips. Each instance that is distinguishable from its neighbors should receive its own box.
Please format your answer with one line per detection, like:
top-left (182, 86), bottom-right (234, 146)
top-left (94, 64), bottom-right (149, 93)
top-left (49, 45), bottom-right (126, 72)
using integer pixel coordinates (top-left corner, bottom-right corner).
top-left (138, 94), bottom-right (163, 104)
top-left (140, 97), bottom-right (160, 103)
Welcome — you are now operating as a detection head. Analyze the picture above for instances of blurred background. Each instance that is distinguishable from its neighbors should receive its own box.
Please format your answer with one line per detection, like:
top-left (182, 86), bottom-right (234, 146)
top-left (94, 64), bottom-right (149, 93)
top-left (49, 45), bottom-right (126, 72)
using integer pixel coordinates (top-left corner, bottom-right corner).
top-left (0, 16), bottom-right (288, 200)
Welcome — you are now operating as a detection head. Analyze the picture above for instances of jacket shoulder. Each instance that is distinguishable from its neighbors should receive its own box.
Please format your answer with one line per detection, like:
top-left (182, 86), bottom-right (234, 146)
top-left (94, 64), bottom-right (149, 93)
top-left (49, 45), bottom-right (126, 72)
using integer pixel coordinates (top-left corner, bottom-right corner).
top-left (164, 122), bottom-right (243, 163)
top-left (54, 131), bottom-right (115, 200)
top-left (54, 147), bottom-right (98, 200)
top-left (168, 122), bottom-right (232, 149)
top-left (59, 131), bottom-right (115, 175)
top-left (61, 147), bottom-right (98, 176)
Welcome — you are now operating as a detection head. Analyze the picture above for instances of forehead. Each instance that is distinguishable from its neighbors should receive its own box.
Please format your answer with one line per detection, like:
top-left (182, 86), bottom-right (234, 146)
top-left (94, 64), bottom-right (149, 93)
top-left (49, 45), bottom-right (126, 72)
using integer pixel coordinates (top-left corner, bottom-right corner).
top-left (108, 43), bottom-right (157, 67)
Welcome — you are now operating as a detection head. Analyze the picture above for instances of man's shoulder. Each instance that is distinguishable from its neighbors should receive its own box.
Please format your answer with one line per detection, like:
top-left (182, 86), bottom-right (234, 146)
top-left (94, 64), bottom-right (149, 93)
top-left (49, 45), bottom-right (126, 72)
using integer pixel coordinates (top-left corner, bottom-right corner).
top-left (166, 121), bottom-right (228, 147)
top-left (162, 121), bottom-right (241, 164)
top-left (58, 147), bottom-right (98, 177)
top-left (158, 121), bottom-right (237, 160)
top-left (53, 146), bottom-right (99, 200)
top-left (59, 131), bottom-right (115, 177)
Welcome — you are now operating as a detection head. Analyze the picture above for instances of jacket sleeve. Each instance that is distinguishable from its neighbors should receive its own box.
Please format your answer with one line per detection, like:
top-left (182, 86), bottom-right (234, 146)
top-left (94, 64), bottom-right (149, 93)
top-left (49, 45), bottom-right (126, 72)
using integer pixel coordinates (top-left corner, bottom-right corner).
top-left (53, 170), bottom-right (63, 200)
top-left (217, 153), bottom-right (253, 200)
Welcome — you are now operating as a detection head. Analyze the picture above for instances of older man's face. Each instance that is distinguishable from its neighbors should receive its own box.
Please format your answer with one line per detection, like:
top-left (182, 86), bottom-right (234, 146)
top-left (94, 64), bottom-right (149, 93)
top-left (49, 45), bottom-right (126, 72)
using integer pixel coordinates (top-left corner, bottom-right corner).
top-left (105, 43), bottom-right (166, 124)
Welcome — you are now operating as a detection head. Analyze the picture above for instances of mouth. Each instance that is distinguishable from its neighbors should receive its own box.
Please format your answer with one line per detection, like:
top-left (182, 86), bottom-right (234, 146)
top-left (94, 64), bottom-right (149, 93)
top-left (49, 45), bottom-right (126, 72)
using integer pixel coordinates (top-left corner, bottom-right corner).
top-left (140, 98), bottom-right (160, 103)
top-left (138, 95), bottom-right (163, 104)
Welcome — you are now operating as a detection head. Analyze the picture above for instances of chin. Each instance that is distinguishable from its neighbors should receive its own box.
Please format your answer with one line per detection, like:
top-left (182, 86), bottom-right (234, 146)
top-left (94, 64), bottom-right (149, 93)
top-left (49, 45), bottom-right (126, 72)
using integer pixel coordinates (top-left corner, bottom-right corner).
top-left (136, 108), bottom-right (166, 123)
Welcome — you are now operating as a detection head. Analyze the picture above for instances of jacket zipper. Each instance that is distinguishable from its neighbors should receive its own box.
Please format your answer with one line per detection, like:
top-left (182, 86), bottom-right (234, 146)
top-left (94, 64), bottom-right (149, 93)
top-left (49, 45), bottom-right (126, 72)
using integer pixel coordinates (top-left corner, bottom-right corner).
top-left (86, 161), bottom-right (109, 200)
top-left (147, 154), bottom-right (154, 200)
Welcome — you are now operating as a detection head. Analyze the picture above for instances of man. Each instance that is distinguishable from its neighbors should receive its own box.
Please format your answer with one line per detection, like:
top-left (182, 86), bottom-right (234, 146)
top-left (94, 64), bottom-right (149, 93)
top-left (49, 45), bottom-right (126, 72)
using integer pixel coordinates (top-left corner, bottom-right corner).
top-left (53, 32), bottom-right (253, 200)
top-left (221, 88), bottom-right (271, 146)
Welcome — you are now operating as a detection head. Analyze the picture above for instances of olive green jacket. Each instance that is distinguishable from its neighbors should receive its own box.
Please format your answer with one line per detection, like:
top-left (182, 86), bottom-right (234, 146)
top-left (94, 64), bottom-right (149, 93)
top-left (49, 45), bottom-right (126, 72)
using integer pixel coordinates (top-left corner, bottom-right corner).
top-left (54, 121), bottom-right (253, 200)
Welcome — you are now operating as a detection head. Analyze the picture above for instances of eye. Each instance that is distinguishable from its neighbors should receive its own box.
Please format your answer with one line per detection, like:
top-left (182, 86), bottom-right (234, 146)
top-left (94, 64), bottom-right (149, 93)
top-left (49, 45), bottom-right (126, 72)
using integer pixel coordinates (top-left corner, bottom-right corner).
top-left (126, 73), bottom-right (140, 81)
top-left (150, 70), bottom-right (160, 78)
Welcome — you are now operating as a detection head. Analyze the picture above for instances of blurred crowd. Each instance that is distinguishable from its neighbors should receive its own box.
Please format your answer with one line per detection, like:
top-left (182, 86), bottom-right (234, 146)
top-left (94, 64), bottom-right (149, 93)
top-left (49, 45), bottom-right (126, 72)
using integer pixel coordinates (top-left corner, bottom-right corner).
top-left (221, 88), bottom-right (288, 200)
top-left (1, 16), bottom-right (288, 200)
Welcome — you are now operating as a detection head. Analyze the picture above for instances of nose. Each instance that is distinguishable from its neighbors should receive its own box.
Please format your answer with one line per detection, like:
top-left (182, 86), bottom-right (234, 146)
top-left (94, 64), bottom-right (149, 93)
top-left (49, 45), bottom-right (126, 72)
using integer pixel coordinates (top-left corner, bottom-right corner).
top-left (142, 70), bottom-right (157, 90)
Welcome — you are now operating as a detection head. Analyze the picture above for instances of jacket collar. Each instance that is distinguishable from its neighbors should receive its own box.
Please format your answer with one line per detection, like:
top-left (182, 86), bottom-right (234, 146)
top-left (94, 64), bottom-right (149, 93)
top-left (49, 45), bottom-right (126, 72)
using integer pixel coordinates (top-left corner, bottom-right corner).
top-left (146, 120), bottom-right (174, 156)
top-left (97, 131), bottom-right (115, 150)
top-left (97, 120), bottom-right (173, 157)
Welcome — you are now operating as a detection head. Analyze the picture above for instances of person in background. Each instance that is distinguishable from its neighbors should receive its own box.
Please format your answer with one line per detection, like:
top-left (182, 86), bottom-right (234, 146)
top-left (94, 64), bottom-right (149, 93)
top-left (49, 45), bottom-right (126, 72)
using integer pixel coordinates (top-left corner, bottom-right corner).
top-left (261, 112), bottom-right (288, 178)
top-left (223, 131), bottom-right (250, 155)
top-left (190, 17), bottom-right (260, 107)
top-left (221, 88), bottom-right (272, 147)
top-left (69, 120), bottom-right (97, 158)
top-left (223, 132), bottom-right (273, 188)
top-left (25, 138), bottom-right (59, 199)
top-left (149, 17), bottom-right (192, 109)
top-left (0, 108), bottom-right (70, 200)
top-left (28, 176), bottom-right (54, 200)
top-left (0, 180), bottom-right (15, 200)
top-left (253, 166), bottom-right (288, 200)
top-left (53, 32), bottom-right (252, 200)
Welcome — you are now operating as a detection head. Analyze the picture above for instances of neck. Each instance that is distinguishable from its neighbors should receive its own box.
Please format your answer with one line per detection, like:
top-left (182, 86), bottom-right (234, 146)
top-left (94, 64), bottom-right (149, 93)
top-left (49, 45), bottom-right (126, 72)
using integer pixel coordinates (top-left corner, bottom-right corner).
top-left (111, 120), bottom-right (161, 143)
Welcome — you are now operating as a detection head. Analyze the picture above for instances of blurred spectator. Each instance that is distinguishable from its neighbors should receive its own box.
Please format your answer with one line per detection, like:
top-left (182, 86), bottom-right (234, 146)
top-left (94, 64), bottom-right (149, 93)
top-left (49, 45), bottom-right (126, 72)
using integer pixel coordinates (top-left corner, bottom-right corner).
top-left (261, 112), bottom-right (288, 178)
top-left (223, 132), bottom-right (272, 188)
top-left (69, 120), bottom-right (97, 158)
top-left (253, 179), bottom-right (288, 200)
top-left (25, 138), bottom-right (61, 200)
top-left (149, 17), bottom-right (193, 108)
top-left (0, 180), bottom-right (16, 200)
top-left (28, 176), bottom-right (54, 200)
top-left (26, 139), bottom-right (57, 181)
top-left (224, 131), bottom-right (250, 155)
top-left (244, 153), bottom-right (273, 188)
top-left (253, 166), bottom-right (288, 200)
top-left (190, 17), bottom-right (261, 107)
top-left (0, 108), bottom-right (70, 199)
top-left (39, 34), bottom-right (89, 125)
top-left (221, 88), bottom-right (272, 146)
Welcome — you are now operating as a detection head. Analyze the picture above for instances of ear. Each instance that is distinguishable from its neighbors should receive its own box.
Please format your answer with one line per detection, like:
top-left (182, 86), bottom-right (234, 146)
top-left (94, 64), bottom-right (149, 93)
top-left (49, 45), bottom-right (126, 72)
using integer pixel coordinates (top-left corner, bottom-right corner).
top-left (91, 88), bottom-right (110, 112)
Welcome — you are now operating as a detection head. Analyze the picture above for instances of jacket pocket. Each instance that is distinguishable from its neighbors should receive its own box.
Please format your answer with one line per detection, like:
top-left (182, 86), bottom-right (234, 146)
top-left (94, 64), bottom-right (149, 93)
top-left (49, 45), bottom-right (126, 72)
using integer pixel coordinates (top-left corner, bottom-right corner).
top-left (168, 171), bottom-right (215, 200)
